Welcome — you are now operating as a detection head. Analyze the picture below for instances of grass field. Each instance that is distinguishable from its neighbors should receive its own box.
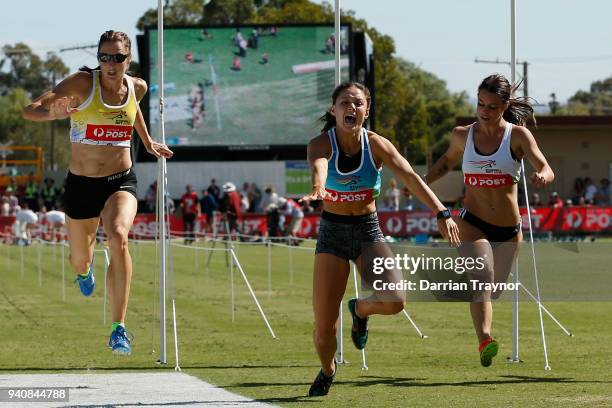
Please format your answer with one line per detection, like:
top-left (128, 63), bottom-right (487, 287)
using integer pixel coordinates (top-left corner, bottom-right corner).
top-left (0, 239), bottom-right (611, 407)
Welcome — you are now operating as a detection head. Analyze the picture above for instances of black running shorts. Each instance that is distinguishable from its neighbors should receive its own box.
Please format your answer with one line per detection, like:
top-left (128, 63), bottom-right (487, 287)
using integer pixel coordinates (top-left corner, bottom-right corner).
top-left (64, 168), bottom-right (138, 219)
top-left (458, 208), bottom-right (521, 243)
top-left (315, 211), bottom-right (385, 261)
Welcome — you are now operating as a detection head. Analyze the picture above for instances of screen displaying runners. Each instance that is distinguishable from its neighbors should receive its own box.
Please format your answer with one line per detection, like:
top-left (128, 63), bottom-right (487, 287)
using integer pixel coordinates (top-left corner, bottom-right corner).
top-left (147, 25), bottom-right (350, 147)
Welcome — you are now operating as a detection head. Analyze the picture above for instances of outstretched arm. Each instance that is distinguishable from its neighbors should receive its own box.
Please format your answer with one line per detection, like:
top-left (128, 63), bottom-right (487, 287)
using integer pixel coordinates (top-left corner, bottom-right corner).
top-left (301, 134), bottom-right (332, 202)
top-left (371, 134), bottom-right (460, 245)
top-left (22, 72), bottom-right (88, 122)
top-left (424, 127), bottom-right (465, 185)
top-left (517, 127), bottom-right (554, 187)
top-left (133, 78), bottom-right (173, 159)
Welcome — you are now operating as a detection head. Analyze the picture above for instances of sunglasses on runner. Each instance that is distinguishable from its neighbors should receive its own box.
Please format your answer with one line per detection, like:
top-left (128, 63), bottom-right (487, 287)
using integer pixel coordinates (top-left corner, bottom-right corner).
top-left (97, 53), bottom-right (129, 63)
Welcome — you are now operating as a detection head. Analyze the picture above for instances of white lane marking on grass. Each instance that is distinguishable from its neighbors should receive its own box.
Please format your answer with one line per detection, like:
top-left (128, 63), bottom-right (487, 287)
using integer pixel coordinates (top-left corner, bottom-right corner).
top-left (0, 372), bottom-right (276, 407)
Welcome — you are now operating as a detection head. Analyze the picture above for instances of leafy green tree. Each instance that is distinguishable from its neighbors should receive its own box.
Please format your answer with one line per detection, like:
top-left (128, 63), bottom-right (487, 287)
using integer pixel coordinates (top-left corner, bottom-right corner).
top-left (0, 46), bottom-right (71, 169)
top-left (138, 0), bottom-right (256, 29)
top-left (203, 0), bottom-right (257, 25)
top-left (565, 76), bottom-right (612, 115)
top-left (1, 43), bottom-right (47, 97)
top-left (44, 53), bottom-right (70, 84)
top-left (0, 44), bottom-right (69, 97)
top-left (394, 60), bottom-right (472, 166)
top-left (0, 88), bottom-right (71, 169)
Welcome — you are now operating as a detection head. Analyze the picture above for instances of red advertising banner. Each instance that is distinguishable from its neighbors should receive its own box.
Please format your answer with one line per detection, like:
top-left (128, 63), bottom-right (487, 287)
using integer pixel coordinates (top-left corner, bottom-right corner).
top-left (1, 206), bottom-right (610, 242)
top-left (129, 207), bottom-right (612, 238)
top-left (375, 207), bottom-right (612, 236)
top-left (519, 206), bottom-right (612, 233)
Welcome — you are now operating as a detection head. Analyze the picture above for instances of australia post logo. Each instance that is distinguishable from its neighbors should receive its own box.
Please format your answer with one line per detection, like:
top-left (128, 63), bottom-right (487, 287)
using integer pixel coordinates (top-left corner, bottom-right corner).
top-left (464, 173), bottom-right (514, 188)
top-left (102, 110), bottom-right (130, 125)
top-left (469, 160), bottom-right (496, 169)
top-left (85, 124), bottom-right (132, 141)
top-left (334, 175), bottom-right (361, 191)
top-left (325, 188), bottom-right (373, 203)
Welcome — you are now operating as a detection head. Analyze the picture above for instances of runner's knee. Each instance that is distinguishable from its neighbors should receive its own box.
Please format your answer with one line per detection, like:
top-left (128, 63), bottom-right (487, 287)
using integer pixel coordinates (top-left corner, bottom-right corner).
top-left (313, 320), bottom-right (337, 348)
top-left (106, 226), bottom-right (130, 252)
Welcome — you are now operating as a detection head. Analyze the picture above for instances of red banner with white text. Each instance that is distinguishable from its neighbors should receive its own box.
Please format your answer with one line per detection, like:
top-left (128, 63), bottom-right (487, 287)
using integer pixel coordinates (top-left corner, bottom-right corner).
top-left (1, 207), bottom-right (610, 242)
top-left (129, 207), bottom-right (612, 239)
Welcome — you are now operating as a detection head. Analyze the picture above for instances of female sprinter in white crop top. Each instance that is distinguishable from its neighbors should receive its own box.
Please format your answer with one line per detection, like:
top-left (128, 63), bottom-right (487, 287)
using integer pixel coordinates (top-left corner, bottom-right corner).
top-left (425, 74), bottom-right (554, 367)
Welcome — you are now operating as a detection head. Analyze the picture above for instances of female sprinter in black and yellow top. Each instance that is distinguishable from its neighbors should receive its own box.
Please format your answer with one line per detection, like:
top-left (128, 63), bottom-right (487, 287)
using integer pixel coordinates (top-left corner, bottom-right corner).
top-left (426, 74), bottom-right (554, 367)
top-left (23, 30), bottom-right (173, 355)
top-left (302, 82), bottom-right (461, 396)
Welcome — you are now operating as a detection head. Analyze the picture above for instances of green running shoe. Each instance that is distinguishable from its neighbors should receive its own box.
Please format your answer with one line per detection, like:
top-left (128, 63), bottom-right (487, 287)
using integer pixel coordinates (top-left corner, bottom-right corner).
top-left (348, 298), bottom-right (368, 350)
top-left (479, 337), bottom-right (499, 367)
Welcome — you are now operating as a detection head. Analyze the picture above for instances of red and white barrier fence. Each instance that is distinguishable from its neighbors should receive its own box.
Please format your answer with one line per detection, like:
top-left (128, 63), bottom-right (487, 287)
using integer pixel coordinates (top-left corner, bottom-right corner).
top-left (2, 206), bottom-right (610, 242)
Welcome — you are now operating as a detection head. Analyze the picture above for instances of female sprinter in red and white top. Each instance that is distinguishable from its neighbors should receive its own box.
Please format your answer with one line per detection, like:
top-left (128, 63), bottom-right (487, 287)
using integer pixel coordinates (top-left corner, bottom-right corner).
top-left (23, 30), bottom-right (173, 355)
top-left (426, 74), bottom-right (554, 367)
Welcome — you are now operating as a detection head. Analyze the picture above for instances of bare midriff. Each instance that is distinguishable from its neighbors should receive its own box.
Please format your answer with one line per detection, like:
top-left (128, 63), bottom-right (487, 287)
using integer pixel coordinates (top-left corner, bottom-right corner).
top-left (463, 184), bottom-right (521, 226)
top-left (322, 200), bottom-right (377, 216)
top-left (69, 143), bottom-right (132, 177)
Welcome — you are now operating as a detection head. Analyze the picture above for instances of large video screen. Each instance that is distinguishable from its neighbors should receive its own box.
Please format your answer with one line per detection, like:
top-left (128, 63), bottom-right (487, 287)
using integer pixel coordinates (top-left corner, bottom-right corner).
top-left (147, 25), bottom-right (350, 148)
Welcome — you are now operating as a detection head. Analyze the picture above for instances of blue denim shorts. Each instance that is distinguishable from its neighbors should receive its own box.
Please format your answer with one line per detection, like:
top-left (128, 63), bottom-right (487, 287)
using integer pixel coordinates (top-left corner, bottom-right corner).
top-left (315, 211), bottom-right (385, 261)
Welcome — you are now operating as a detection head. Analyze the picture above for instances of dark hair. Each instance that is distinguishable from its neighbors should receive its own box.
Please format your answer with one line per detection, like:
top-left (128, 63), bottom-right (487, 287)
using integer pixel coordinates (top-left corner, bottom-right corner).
top-left (478, 74), bottom-right (535, 126)
top-left (79, 30), bottom-right (133, 75)
top-left (320, 82), bottom-right (371, 132)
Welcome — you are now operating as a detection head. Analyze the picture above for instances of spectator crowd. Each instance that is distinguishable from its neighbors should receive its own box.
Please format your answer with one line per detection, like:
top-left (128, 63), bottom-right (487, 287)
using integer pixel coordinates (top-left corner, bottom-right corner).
top-left (524, 177), bottom-right (611, 209)
top-left (1, 173), bottom-right (63, 216)
top-left (142, 178), bottom-right (319, 244)
top-left (4, 173), bottom-right (610, 237)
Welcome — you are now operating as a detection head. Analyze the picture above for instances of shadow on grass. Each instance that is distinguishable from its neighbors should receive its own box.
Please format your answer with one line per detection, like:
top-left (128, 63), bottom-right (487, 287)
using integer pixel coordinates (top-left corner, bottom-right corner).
top-left (0, 363), bottom-right (318, 373)
top-left (341, 374), bottom-right (611, 388)
top-left (223, 375), bottom-right (612, 406)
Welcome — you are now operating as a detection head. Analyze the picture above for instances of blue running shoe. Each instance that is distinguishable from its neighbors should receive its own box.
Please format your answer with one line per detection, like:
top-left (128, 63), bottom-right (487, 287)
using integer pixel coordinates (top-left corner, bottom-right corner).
top-left (109, 326), bottom-right (133, 356)
top-left (75, 258), bottom-right (95, 297)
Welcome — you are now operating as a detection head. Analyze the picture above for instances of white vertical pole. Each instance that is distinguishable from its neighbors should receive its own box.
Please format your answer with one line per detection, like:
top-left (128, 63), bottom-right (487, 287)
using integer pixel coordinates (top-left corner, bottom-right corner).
top-left (37, 243), bottom-right (42, 287)
top-left (510, 0), bottom-right (516, 84)
top-left (521, 161), bottom-right (551, 370)
top-left (172, 298), bottom-right (181, 371)
top-left (288, 244), bottom-right (293, 286)
top-left (334, 0), bottom-right (341, 86)
top-left (267, 240), bottom-right (272, 298)
top-left (335, 304), bottom-right (344, 364)
top-left (230, 249), bottom-right (235, 322)
top-left (352, 263), bottom-right (368, 370)
top-left (194, 243), bottom-right (198, 271)
top-left (509, 0), bottom-right (521, 365)
top-left (511, 260), bottom-right (520, 362)
top-left (103, 249), bottom-right (110, 326)
top-left (157, 0), bottom-right (168, 365)
top-left (20, 245), bottom-right (24, 278)
top-left (4, 240), bottom-right (9, 274)
top-left (333, 0), bottom-right (344, 365)
top-left (61, 244), bottom-right (65, 302)
top-left (512, 0), bottom-right (550, 370)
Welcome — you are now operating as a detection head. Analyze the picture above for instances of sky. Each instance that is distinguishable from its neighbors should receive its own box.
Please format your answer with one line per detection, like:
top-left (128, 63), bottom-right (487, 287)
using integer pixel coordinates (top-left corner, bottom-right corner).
top-left (1, 0), bottom-right (610, 105)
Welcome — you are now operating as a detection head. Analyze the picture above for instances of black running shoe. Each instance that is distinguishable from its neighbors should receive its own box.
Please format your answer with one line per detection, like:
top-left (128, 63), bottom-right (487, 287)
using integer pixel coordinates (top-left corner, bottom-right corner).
top-left (308, 368), bottom-right (335, 397)
top-left (348, 298), bottom-right (368, 350)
